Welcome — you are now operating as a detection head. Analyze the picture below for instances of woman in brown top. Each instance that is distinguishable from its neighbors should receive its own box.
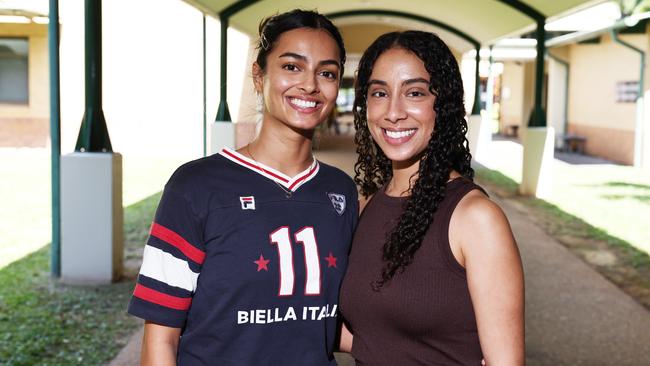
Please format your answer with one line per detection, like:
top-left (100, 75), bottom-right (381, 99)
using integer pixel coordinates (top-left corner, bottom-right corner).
top-left (339, 31), bottom-right (524, 365)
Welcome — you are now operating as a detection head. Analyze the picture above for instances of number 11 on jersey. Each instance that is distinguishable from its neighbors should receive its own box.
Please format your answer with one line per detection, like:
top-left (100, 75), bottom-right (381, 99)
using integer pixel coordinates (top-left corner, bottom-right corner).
top-left (270, 227), bottom-right (321, 296)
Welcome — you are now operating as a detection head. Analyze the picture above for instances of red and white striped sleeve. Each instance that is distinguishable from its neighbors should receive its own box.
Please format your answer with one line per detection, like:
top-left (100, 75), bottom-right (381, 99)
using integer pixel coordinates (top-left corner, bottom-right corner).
top-left (127, 187), bottom-right (205, 328)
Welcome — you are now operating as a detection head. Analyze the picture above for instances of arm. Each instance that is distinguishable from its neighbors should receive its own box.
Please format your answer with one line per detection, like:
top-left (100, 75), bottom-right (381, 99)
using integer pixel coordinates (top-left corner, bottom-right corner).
top-left (338, 322), bottom-right (353, 353)
top-left (451, 192), bottom-right (525, 365)
top-left (141, 321), bottom-right (181, 366)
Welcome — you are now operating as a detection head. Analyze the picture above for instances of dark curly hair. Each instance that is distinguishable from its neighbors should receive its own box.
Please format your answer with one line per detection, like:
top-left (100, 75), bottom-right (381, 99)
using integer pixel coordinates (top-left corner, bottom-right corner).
top-left (353, 31), bottom-right (474, 289)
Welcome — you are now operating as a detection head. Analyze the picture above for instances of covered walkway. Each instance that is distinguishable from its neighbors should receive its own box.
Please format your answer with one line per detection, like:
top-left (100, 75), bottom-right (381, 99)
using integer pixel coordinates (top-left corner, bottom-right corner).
top-left (108, 134), bottom-right (650, 366)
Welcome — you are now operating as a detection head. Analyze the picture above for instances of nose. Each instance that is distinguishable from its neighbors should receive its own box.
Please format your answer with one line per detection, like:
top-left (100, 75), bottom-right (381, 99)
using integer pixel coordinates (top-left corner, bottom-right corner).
top-left (298, 73), bottom-right (319, 95)
top-left (385, 95), bottom-right (407, 124)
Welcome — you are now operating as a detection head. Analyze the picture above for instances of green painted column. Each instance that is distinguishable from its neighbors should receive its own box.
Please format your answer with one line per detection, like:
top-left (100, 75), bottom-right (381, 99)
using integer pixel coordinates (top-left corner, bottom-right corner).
top-left (203, 14), bottom-right (207, 155)
top-left (530, 19), bottom-right (547, 127)
top-left (75, 0), bottom-right (112, 152)
top-left (49, 0), bottom-right (61, 277)
top-left (216, 16), bottom-right (232, 122)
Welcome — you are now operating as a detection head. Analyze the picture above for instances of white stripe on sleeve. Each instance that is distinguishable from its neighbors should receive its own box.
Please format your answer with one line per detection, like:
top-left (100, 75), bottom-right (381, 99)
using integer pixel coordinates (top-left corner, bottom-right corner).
top-left (140, 245), bottom-right (200, 292)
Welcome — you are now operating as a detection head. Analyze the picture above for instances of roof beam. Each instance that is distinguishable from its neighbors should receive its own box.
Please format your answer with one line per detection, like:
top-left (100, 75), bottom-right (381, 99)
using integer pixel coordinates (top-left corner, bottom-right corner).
top-left (328, 9), bottom-right (482, 115)
top-left (495, 0), bottom-right (545, 21)
top-left (327, 9), bottom-right (480, 48)
top-left (219, 0), bottom-right (260, 18)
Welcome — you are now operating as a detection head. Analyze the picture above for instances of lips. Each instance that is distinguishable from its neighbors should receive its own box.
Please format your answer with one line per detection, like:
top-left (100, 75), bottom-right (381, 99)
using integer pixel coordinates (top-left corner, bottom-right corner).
top-left (382, 128), bottom-right (417, 145)
top-left (288, 97), bottom-right (321, 113)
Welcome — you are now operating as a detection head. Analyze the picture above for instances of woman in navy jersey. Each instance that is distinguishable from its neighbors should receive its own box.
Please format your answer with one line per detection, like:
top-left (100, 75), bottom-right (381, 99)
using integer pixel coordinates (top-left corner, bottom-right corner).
top-left (339, 31), bottom-right (524, 365)
top-left (128, 10), bottom-right (358, 365)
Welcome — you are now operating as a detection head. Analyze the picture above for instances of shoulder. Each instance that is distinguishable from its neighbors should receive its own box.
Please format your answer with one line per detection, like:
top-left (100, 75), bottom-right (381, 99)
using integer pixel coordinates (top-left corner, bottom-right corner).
top-left (449, 189), bottom-right (517, 257)
top-left (317, 161), bottom-right (357, 195)
top-left (450, 189), bottom-right (514, 250)
top-left (166, 153), bottom-right (228, 189)
top-left (455, 189), bottom-right (505, 224)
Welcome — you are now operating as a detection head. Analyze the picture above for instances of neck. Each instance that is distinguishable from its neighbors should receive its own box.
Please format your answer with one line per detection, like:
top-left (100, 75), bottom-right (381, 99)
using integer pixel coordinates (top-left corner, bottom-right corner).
top-left (385, 159), bottom-right (420, 197)
top-left (385, 159), bottom-right (460, 197)
top-left (244, 120), bottom-right (314, 177)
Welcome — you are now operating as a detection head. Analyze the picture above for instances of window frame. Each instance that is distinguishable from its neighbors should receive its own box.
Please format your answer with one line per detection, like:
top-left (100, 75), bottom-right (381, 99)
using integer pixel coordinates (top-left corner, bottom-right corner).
top-left (0, 36), bottom-right (30, 105)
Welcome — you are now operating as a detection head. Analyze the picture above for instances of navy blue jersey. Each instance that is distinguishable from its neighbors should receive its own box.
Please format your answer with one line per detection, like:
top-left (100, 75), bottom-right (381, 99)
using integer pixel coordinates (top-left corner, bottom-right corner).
top-left (128, 148), bottom-right (358, 365)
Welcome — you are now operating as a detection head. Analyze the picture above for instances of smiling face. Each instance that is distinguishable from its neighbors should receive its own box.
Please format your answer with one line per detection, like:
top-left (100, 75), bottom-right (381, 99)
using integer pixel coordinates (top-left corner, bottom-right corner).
top-left (366, 47), bottom-right (437, 168)
top-left (253, 28), bottom-right (341, 134)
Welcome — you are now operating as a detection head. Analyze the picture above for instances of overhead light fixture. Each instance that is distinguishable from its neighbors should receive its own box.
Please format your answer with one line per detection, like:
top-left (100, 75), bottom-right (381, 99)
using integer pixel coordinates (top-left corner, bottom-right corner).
top-left (31, 16), bottom-right (48, 24)
top-left (0, 15), bottom-right (30, 23)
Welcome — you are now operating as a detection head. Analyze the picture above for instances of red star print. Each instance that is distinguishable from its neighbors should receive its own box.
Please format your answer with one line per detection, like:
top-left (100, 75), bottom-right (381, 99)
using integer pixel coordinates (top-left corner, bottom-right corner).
top-left (325, 252), bottom-right (337, 268)
top-left (254, 254), bottom-right (270, 272)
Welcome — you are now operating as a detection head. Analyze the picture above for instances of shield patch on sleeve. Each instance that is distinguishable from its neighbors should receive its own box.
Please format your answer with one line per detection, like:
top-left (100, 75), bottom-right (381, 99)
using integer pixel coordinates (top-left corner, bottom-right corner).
top-left (327, 193), bottom-right (346, 216)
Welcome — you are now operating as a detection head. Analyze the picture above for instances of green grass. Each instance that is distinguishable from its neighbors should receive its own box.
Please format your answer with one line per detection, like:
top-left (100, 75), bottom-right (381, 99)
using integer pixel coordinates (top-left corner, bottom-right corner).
top-left (0, 149), bottom-right (187, 365)
top-left (0, 192), bottom-right (161, 366)
top-left (475, 167), bottom-right (650, 308)
top-left (475, 167), bottom-right (650, 265)
top-left (480, 141), bottom-right (650, 255)
top-left (0, 151), bottom-right (188, 269)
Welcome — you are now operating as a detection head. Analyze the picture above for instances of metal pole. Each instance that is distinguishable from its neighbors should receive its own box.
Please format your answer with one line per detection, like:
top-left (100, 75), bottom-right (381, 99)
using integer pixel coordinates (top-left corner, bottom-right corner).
top-left (471, 46), bottom-right (481, 115)
top-left (216, 16), bottom-right (231, 122)
top-left (531, 19), bottom-right (547, 127)
top-left (75, 0), bottom-right (112, 152)
top-left (203, 15), bottom-right (207, 156)
top-left (48, 0), bottom-right (61, 278)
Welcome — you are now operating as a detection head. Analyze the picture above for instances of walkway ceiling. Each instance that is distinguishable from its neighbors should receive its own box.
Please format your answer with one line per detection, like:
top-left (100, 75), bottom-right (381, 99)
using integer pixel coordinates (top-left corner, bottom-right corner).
top-left (185, 0), bottom-right (606, 53)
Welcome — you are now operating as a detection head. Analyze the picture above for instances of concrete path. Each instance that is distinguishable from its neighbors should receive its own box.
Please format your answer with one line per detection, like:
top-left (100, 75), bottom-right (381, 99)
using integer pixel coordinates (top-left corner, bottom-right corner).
top-left (108, 135), bottom-right (650, 366)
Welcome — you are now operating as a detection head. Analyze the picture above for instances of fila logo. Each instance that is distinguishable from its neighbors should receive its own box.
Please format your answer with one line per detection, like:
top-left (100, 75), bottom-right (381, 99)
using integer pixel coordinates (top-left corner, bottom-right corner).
top-left (240, 196), bottom-right (255, 210)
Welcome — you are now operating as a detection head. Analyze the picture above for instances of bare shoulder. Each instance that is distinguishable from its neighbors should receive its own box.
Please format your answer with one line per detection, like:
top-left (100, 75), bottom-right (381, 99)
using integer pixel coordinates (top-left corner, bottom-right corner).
top-left (450, 188), bottom-right (515, 252)
top-left (455, 189), bottom-right (508, 226)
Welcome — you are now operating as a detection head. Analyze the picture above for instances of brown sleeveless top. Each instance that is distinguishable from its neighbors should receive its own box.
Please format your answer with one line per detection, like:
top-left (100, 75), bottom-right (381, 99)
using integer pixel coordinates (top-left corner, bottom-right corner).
top-left (339, 178), bottom-right (485, 365)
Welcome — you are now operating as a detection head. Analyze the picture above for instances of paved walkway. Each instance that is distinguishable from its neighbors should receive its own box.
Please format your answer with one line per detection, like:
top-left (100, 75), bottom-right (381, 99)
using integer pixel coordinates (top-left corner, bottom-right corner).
top-left (109, 135), bottom-right (650, 366)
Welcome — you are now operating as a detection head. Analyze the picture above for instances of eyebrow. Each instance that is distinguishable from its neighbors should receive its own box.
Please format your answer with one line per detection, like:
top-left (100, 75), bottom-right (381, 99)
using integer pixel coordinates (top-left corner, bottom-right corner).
top-left (403, 77), bottom-right (430, 85)
top-left (278, 52), bottom-right (340, 68)
top-left (367, 78), bottom-right (430, 87)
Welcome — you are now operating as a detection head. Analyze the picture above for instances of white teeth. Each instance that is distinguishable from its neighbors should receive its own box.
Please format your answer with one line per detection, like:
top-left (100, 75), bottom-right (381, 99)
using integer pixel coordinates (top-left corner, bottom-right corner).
top-left (290, 98), bottom-right (317, 108)
top-left (385, 129), bottom-right (416, 138)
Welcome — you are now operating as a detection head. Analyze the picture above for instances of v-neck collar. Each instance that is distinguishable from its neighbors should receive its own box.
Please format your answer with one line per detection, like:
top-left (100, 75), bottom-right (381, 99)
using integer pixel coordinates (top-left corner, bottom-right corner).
top-left (220, 147), bottom-right (320, 192)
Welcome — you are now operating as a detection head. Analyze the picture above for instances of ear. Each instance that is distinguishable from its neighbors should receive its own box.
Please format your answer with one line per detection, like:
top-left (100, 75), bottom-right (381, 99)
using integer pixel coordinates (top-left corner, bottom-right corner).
top-left (252, 62), bottom-right (264, 93)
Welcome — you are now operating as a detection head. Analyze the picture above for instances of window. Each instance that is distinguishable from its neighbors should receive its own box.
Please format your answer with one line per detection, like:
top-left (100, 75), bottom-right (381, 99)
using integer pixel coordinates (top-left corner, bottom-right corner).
top-left (0, 38), bottom-right (29, 104)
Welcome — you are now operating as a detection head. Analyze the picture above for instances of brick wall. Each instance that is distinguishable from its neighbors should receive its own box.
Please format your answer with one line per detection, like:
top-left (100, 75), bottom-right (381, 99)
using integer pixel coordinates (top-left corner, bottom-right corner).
top-left (568, 123), bottom-right (634, 165)
top-left (0, 117), bottom-right (49, 147)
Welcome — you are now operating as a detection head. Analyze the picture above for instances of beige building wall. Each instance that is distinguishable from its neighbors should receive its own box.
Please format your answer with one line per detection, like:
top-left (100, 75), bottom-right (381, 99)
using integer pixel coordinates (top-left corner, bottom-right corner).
top-left (567, 33), bottom-right (644, 164)
top-left (499, 61), bottom-right (526, 132)
top-left (339, 24), bottom-right (404, 54)
top-left (0, 22), bottom-right (49, 147)
top-left (340, 23), bottom-right (463, 69)
top-left (547, 46), bottom-right (570, 144)
top-left (522, 60), bottom-right (536, 126)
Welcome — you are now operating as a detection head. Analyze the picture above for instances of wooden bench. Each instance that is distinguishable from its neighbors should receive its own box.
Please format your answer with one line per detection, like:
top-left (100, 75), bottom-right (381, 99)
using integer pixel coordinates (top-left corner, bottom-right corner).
top-left (562, 134), bottom-right (587, 154)
top-left (505, 125), bottom-right (519, 137)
